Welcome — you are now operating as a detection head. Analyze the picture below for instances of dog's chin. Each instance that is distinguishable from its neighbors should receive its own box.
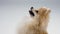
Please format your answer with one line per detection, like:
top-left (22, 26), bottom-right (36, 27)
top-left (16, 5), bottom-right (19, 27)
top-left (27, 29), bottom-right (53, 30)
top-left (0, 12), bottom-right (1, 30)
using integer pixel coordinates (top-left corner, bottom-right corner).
top-left (29, 11), bottom-right (35, 17)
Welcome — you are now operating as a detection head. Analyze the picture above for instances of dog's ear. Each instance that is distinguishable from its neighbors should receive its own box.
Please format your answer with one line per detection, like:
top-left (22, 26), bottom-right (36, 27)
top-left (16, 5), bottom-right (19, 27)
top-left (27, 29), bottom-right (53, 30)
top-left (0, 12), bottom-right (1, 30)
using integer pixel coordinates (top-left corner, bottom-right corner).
top-left (46, 9), bottom-right (51, 15)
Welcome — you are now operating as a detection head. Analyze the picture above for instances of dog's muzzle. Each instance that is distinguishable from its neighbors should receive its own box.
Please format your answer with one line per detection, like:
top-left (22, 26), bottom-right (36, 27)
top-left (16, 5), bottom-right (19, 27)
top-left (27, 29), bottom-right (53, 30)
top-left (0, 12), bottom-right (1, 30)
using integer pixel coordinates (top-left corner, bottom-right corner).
top-left (29, 10), bottom-right (35, 16)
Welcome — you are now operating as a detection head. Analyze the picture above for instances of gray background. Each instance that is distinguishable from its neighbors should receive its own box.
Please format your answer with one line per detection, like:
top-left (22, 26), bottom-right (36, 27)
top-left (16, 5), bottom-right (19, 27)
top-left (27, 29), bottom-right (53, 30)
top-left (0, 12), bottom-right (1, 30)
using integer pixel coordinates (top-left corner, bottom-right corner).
top-left (0, 0), bottom-right (60, 34)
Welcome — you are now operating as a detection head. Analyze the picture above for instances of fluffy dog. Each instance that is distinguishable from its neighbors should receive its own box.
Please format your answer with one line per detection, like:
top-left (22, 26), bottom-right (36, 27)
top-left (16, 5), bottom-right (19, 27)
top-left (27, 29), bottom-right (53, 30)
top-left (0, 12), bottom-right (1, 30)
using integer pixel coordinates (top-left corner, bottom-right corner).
top-left (17, 7), bottom-right (51, 34)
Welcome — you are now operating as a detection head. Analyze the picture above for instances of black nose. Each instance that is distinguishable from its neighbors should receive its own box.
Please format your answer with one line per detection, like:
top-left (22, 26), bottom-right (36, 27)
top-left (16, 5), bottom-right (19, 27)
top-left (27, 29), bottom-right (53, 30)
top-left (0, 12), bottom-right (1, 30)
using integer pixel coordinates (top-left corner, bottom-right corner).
top-left (29, 10), bottom-right (35, 16)
top-left (30, 7), bottom-right (34, 10)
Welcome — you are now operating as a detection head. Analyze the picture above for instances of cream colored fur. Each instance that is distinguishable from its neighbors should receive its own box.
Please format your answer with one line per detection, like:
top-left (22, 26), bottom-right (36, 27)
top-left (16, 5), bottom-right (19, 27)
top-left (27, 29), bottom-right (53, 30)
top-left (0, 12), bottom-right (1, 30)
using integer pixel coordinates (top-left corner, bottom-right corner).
top-left (17, 7), bottom-right (51, 34)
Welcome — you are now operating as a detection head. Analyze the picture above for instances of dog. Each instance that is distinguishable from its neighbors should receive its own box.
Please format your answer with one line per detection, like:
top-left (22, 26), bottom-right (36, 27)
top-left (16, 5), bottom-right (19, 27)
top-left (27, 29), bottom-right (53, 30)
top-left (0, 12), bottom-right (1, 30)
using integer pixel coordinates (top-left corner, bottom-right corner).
top-left (17, 7), bottom-right (51, 34)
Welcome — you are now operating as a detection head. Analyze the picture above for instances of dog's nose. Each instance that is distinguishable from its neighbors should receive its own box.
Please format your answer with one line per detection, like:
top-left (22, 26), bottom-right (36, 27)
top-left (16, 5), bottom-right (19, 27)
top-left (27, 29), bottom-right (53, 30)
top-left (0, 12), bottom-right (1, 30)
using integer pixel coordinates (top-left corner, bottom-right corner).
top-left (29, 10), bottom-right (35, 16)
top-left (30, 7), bottom-right (34, 10)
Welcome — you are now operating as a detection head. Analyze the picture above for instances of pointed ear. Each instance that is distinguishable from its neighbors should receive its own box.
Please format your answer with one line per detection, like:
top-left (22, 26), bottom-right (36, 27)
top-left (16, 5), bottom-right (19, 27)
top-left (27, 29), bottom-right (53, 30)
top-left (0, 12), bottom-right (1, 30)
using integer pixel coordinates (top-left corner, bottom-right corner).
top-left (48, 9), bottom-right (51, 13)
top-left (46, 9), bottom-right (51, 15)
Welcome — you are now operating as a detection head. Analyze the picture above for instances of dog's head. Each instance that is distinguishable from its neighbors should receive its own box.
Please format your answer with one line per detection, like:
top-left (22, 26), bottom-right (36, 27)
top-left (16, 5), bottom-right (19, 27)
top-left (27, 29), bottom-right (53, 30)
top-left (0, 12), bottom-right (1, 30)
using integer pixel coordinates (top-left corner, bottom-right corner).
top-left (29, 7), bottom-right (51, 20)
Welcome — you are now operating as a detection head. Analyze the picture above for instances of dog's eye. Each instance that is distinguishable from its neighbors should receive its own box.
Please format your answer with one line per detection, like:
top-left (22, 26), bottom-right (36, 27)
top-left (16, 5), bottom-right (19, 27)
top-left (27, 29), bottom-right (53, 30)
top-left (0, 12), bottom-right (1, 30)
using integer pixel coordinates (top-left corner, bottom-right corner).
top-left (35, 10), bottom-right (38, 13)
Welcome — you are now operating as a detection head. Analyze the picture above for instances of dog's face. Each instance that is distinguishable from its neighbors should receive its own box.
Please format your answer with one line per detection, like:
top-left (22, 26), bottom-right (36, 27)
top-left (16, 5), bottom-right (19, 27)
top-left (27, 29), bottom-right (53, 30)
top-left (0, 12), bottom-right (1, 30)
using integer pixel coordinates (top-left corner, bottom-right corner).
top-left (29, 7), bottom-right (51, 20)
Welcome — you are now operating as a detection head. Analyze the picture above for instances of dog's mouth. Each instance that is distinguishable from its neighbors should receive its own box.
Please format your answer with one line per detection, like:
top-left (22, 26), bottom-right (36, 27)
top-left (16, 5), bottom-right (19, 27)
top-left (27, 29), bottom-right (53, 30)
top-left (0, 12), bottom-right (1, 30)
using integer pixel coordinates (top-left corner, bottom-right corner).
top-left (29, 10), bottom-right (35, 16)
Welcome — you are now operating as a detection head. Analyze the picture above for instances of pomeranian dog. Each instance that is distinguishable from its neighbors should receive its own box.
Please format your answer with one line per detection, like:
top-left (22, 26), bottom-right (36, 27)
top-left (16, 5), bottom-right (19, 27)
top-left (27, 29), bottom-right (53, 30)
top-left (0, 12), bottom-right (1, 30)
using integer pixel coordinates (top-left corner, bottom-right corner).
top-left (17, 7), bottom-right (51, 34)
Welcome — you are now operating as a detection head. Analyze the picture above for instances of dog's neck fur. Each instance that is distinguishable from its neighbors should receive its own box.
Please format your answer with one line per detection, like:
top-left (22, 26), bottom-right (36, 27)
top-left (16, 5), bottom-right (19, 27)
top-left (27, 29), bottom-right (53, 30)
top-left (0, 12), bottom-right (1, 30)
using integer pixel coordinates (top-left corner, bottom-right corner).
top-left (27, 16), bottom-right (48, 34)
